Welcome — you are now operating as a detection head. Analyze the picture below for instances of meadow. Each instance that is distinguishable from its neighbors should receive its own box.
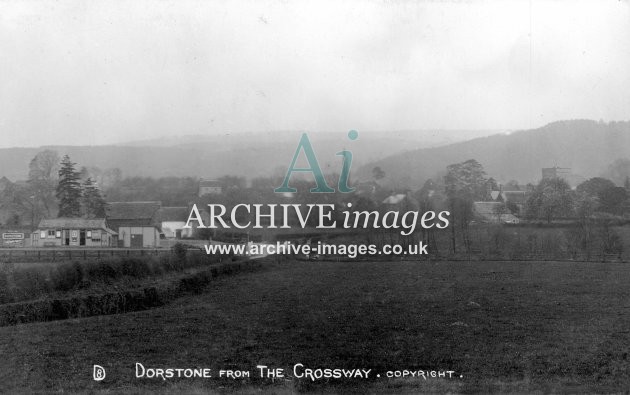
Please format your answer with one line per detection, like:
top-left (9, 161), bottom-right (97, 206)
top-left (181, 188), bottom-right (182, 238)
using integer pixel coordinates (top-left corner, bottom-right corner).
top-left (0, 259), bottom-right (628, 393)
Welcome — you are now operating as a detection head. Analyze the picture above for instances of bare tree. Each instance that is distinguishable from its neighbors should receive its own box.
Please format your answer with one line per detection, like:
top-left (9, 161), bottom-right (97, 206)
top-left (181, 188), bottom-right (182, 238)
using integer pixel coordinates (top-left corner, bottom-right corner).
top-left (27, 150), bottom-right (60, 218)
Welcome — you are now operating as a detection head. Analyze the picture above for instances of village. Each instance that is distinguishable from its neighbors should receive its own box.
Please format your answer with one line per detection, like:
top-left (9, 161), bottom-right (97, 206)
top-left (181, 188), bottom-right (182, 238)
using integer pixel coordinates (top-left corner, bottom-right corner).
top-left (0, 151), bottom-right (628, 264)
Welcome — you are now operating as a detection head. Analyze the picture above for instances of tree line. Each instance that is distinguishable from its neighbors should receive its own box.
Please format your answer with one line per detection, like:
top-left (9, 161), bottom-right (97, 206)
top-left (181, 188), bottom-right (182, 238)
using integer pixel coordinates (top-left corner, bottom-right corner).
top-left (2, 149), bottom-right (630, 241)
top-left (0, 150), bottom-right (107, 228)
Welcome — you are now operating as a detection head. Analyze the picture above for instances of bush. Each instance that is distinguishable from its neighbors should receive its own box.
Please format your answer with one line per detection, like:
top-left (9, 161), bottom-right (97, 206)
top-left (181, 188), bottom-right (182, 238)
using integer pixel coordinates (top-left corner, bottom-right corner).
top-left (12, 267), bottom-right (50, 300)
top-left (84, 260), bottom-right (120, 284)
top-left (51, 261), bottom-right (84, 292)
top-left (171, 242), bottom-right (188, 270)
top-left (1, 246), bottom-right (240, 304)
top-left (119, 257), bottom-right (152, 278)
top-left (0, 271), bottom-right (11, 304)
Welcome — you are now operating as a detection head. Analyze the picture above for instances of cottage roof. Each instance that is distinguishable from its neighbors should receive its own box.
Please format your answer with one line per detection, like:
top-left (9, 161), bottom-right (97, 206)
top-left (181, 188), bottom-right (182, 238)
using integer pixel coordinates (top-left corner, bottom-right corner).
top-left (37, 218), bottom-right (118, 234)
top-left (106, 201), bottom-right (162, 228)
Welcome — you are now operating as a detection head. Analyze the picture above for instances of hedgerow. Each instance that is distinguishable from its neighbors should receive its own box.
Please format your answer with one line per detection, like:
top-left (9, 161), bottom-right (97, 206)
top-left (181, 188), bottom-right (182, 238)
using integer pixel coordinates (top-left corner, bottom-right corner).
top-left (0, 244), bottom-right (233, 304)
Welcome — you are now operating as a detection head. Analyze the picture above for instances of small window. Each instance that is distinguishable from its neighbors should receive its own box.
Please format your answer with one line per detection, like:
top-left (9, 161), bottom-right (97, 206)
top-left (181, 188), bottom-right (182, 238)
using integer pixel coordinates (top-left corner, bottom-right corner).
top-left (48, 230), bottom-right (55, 237)
top-left (87, 230), bottom-right (92, 238)
top-left (40, 231), bottom-right (46, 239)
top-left (55, 230), bottom-right (61, 238)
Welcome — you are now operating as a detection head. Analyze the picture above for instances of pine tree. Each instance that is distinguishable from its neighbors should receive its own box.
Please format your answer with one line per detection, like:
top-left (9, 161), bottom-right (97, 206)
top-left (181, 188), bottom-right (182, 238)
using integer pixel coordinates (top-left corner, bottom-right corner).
top-left (82, 178), bottom-right (107, 218)
top-left (56, 155), bottom-right (82, 217)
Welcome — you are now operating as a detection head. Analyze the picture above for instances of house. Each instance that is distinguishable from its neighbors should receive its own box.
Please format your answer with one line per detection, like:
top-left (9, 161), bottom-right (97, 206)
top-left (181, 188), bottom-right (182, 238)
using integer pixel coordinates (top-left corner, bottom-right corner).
top-left (160, 205), bottom-right (211, 239)
top-left (198, 179), bottom-right (222, 196)
top-left (160, 206), bottom-right (192, 238)
top-left (106, 201), bottom-right (162, 248)
top-left (473, 202), bottom-right (520, 224)
top-left (31, 218), bottom-right (118, 247)
top-left (490, 189), bottom-right (528, 215)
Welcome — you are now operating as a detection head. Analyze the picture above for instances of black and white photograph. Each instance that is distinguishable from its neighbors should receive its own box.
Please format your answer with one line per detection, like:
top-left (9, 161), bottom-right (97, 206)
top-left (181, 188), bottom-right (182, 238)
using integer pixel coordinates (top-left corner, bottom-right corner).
top-left (1, 0), bottom-right (629, 393)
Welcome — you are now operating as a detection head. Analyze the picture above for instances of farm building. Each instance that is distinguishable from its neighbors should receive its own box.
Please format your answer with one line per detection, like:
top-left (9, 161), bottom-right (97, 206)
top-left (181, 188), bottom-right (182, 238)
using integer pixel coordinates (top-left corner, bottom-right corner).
top-left (106, 201), bottom-right (162, 248)
top-left (160, 206), bottom-right (192, 238)
top-left (31, 218), bottom-right (118, 247)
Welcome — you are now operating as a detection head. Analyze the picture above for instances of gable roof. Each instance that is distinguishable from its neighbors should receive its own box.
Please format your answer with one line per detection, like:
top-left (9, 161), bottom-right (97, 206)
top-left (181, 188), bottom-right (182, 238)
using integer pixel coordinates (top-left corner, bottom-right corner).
top-left (106, 201), bottom-right (161, 228)
top-left (37, 218), bottom-right (117, 234)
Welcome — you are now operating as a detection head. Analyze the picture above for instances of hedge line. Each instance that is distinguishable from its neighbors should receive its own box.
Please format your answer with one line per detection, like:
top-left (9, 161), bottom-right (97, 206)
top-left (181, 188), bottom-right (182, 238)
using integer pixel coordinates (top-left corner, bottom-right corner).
top-left (0, 245), bottom-right (233, 304)
top-left (0, 258), bottom-right (262, 327)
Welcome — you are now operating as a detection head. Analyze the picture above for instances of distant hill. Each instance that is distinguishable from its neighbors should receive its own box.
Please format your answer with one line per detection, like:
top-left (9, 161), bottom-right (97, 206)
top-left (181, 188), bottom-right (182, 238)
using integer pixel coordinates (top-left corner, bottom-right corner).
top-left (357, 120), bottom-right (630, 190)
top-left (6, 122), bottom-right (624, 187)
top-left (0, 130), bottom-right (496, 182)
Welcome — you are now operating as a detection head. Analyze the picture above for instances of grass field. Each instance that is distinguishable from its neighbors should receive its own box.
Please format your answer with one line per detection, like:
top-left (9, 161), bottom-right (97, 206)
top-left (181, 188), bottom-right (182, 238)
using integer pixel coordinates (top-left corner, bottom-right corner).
top-left (0, 259), bottom-right (629, 393)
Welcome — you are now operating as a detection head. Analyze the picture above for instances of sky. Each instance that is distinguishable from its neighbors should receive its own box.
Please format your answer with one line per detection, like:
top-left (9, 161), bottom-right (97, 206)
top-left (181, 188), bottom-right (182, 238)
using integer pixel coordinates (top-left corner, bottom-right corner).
top-left (0, 0), bottom-right (629, 148)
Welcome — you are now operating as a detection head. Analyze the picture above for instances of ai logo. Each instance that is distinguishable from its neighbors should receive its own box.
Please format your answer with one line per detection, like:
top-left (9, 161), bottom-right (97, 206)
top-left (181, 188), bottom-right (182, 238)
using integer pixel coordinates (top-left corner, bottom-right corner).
top-left (275, 130), bottom-right (358, 193)
top-left (93, 365), bottom-right (106, 381)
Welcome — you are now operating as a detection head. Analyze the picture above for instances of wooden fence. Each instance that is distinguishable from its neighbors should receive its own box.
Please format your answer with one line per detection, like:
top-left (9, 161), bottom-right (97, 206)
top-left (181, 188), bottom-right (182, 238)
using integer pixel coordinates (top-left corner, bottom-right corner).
top-left (0, 248), bottom-right (175, 263)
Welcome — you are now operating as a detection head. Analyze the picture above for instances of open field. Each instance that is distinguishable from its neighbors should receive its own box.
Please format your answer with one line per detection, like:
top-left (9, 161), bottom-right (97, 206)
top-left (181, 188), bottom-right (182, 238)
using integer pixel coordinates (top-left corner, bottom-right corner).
top-left (0, 259), bottom-right (629, 393)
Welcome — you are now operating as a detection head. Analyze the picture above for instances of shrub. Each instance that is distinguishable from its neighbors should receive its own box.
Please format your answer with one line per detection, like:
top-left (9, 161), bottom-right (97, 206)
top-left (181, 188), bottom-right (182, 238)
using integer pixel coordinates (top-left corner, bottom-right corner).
top-left (171, 242), bottom-right (188, 270)
top-left (0, 271), bottom-right (11, 304)
top-left (84, 260), bottom-right (120, 284)
top-left (12, 267), bottom-right (50, 300)
top-left (51, 261), bottom-right (84, 292)
top-left (119, 257), bottom-right (152, 278)
top-left (3, 245), bottom-right (240, 304)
